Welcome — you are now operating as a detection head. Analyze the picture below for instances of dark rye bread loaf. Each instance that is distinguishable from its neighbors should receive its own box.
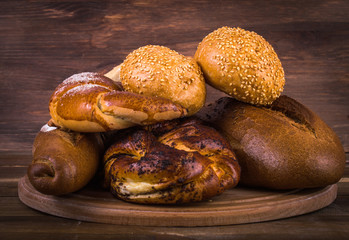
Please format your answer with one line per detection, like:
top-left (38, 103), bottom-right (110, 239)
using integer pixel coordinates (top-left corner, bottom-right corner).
top-left (197, 95), bottom-right (346, 189)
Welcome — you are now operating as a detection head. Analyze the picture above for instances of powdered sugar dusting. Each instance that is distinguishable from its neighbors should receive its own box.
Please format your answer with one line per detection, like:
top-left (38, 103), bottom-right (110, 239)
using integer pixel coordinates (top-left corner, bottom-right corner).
top-left (65, 72), bottom-right (99, 84)
top-left (64, 83), bottom-right (111, 97)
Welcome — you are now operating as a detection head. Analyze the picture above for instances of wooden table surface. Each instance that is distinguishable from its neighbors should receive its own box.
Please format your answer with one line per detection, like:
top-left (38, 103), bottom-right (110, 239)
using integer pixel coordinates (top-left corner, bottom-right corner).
top-left (1, 0), bottom-right (348, 239)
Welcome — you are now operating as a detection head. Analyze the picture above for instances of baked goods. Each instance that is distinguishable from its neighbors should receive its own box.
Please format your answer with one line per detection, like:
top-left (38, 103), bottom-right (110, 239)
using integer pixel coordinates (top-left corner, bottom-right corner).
top-left (194, 27), bottom-right (285, 105)
top-left (27, 122), bottom-right (104, 195)
top-left (198, 96), bottom-right (346, 189)
top-left (103, 118), bottom-right (241, 204)
top-left (25, 25), bottom-right (342, 207)
top-left (104, 64), bottom-right (121, 82)
top-left (120, 45), bottom-right (206, 115)
top-left (49, 72), bottom-right (188, 132)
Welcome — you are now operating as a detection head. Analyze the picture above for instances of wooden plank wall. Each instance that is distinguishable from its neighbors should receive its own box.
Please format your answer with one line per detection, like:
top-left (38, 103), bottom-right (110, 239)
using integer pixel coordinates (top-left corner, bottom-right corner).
top-left (0, 0), bottom-right (348, 159)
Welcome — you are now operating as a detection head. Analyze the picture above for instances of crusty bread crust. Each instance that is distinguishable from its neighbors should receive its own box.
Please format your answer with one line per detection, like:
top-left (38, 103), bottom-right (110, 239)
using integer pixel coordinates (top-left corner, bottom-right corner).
top-left (198, 96), bottom-right (346, 189)
top-left (28, 123), bottom-right (104, 195)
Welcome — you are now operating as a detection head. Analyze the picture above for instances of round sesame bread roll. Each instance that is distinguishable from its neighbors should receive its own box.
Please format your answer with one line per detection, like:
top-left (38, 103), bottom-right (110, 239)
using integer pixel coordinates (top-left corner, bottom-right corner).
top-left (120, 45), bottom-right (206, 115)
top-left (49, 72), bottom-right (188, 132)
top-left (194, 27), bottom-right (285, 106)
top-left (103, 118), bottom-right (240, 204)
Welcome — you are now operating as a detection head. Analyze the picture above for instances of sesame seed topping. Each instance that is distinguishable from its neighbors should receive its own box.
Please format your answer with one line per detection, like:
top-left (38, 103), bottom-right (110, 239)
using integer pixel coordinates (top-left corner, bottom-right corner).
top-left (195, 26), bottom-right (285, 105)
top-left (120, 45), bottom-right (206, 115)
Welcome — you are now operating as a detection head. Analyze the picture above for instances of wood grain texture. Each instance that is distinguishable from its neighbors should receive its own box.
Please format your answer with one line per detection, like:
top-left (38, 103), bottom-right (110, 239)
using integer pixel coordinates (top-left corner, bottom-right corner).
top-left (0, 0), bottom-right (348, 154)
top-left (0, 154), bottom-right (347, 239)
top-left (17, 175), bottom-right (338, 227)
top-left (0, 0), bottom-right (349, 238)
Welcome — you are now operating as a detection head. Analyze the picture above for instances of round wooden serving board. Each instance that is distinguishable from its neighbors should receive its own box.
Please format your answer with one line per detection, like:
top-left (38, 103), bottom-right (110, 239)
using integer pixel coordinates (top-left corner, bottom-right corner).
top-left (18, 175), bottom-right (337, 227)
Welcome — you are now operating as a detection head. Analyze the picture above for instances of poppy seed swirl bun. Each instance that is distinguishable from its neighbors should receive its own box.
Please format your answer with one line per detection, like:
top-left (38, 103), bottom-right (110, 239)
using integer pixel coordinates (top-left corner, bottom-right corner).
top-left (120, 45), bottom-right (207, 115)
top-left (103, 118), bottom-right (240, 204)
top-left (195, 27), bottom-right (285, 105)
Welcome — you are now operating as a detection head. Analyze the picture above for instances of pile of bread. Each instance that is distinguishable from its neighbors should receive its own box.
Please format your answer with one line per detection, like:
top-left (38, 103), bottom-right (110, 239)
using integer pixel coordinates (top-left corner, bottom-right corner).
top-left (27, 27), bottom-right (346, 205)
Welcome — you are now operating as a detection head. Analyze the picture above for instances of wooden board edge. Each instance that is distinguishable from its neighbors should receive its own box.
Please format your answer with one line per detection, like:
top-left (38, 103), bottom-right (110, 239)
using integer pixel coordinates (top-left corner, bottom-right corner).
top-left (17, 175), bottom-right (338, 227)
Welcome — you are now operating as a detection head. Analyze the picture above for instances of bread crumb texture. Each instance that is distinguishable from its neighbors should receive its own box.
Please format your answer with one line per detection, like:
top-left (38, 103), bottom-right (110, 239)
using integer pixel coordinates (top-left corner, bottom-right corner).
top-left (195, 27), bottom-right (285, 105)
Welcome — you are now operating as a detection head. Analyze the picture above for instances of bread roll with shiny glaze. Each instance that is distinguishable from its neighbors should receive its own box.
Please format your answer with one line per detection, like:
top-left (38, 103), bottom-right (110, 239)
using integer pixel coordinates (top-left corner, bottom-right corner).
top-left (27, 122), bottom-right (104, 195)
top-left (198, 96), bottom-right (346, 189)
top-left (195, 27), bottom-right (285, 106)
top-left (119, 45), bottom-right (206, 115)
top-left (49, 72), bottom-right (188, 132)
top-left (103, 118), bottom-right (240, 204)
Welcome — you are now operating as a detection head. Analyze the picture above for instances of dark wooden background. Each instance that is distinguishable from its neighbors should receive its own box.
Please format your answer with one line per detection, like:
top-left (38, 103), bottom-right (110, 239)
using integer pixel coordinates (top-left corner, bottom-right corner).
top-left (0, 0), bottom-right (348, 239)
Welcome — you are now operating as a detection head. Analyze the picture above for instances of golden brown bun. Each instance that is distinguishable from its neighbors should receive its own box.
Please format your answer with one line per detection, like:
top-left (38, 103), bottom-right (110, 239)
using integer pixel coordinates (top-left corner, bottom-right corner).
top-left (103, 118), bottom-right (240, 204)
top-left (27, 122), bottom-right (104, 195)
top-left (104, 64), bottom-right (121, 82)
top-left (49, 72), bottom-right (188, 132)
top-left (194, 27), bottom-right (285, 106)
top-left (120, 45), bottom-right (206, 115)
top-left (198, 96), bottom-right (346, 189)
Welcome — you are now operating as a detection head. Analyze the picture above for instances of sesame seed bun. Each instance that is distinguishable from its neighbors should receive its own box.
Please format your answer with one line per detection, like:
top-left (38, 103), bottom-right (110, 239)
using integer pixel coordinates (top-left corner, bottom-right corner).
top-left (120, 45), bottom-right (206, 115)
top-left (194, 27), bottom-right (285, 105)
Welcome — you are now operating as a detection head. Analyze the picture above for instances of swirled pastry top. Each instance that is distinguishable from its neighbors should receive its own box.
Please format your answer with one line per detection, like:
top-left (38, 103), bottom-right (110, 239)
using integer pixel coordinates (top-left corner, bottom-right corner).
top-left (103, 118), bottom-right (241, 204)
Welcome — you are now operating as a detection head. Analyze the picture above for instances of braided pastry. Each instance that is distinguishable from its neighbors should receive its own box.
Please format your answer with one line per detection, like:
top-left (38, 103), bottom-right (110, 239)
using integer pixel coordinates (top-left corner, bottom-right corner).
top-left (49, 72), bottom-right (188, 132)
top-left (103, 118), bottom-right (240, 204)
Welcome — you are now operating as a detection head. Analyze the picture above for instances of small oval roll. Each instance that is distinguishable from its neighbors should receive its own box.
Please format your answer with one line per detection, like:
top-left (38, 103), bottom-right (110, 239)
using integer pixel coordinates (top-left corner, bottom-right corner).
top-left (27, 122), bottom-right (104, 195)
top-left (198, 96), bottom-right (346, 189)
top-left (120, 45), bottom-right (207, 115)
top-left (195, 27), bottom-right (285, 106)
top-left (103, 118), bottom-right (240, 204)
